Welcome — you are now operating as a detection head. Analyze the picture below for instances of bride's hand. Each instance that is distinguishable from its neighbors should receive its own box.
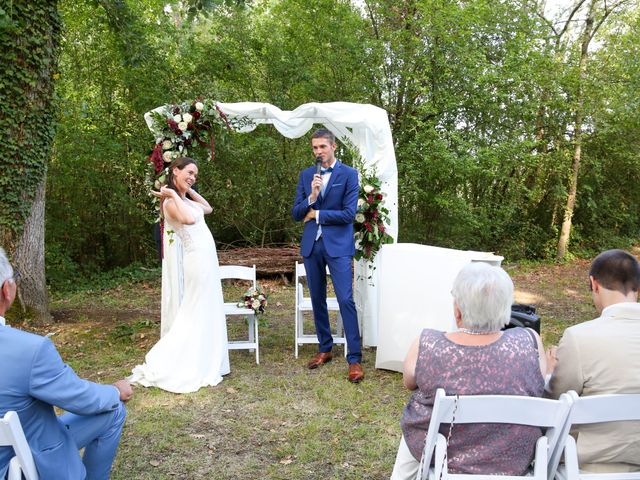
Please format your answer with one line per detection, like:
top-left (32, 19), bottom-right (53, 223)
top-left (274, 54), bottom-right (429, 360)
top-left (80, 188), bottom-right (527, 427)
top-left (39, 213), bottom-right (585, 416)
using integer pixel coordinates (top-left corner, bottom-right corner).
top-left (151, 186), bottom-right (176, 200)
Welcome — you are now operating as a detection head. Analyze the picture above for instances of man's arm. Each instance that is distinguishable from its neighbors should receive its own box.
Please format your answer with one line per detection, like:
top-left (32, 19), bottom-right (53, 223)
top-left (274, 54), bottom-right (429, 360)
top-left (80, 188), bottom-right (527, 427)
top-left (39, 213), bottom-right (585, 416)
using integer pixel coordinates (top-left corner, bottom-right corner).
top-left (547, 328), bottom-right (584, 398)
top-left (318, 168), bottom-right (359, 225)
top-left (403, 336), bottom-right (420, 390)
top-left (292, 171), bottom-right (315, 222)
top-left (29, 337), bottom-right (122, 414)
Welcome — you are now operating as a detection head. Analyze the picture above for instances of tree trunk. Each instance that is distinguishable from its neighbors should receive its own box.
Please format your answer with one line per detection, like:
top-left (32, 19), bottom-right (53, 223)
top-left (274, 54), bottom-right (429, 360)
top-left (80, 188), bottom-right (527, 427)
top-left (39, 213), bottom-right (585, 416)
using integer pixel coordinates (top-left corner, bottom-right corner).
top-left (13, 176), bottom-right (50, 323)
top-left (556, 3), bottom-right (595, 261)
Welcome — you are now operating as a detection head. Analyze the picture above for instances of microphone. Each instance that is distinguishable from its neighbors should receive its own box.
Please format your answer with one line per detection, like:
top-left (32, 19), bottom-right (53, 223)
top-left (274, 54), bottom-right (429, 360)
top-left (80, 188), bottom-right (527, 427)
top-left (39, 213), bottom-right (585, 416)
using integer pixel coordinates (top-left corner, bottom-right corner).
top-left (315, 156), bottom-right (323, 175)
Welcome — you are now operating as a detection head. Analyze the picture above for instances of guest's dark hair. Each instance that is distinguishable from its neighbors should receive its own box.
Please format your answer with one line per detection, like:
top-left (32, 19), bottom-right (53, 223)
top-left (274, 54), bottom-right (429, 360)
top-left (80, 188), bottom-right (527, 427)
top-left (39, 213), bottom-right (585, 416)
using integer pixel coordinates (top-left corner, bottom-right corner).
top-left (166, 157), bottom-right (197, 193)
top-left (590, 249), bottom-right (640, 294)
top-left (311, 128), bottom-right (335, 144)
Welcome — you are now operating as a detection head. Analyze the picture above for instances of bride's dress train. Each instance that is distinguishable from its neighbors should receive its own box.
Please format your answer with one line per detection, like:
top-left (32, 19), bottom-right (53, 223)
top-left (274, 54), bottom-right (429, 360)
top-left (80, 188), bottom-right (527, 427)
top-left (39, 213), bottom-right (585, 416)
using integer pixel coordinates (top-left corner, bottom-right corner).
top-left (130, 200), bottom-right (229, 393)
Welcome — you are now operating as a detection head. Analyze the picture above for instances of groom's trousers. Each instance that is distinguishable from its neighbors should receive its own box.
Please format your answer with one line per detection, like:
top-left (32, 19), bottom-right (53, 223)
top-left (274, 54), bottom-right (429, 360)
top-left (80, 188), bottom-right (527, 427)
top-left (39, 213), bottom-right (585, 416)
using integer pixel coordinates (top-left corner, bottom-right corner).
top-left (303, 237), bottom-right (361, 364)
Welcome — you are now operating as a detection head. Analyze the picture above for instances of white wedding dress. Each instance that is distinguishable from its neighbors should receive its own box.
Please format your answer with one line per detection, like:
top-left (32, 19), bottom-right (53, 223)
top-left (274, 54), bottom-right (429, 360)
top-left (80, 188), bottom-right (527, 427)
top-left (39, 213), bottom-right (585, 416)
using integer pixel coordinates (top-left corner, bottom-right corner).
top-left (130, 199), bottom-right (230, 393)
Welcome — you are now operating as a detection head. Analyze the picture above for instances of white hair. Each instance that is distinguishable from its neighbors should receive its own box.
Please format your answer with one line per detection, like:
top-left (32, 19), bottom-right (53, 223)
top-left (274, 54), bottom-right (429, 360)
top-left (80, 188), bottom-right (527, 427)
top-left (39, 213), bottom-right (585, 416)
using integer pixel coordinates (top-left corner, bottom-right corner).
top-left (451, 262), bottom-right (513, 332)
top-left (0, 247), bottom-right (13, 286)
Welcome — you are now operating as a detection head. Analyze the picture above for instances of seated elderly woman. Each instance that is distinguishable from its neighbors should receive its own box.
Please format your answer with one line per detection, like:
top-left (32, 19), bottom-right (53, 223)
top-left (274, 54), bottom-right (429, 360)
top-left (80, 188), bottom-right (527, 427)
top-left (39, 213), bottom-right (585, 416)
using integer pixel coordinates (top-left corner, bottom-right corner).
top-left (390, 262), bottom-right (547, 479)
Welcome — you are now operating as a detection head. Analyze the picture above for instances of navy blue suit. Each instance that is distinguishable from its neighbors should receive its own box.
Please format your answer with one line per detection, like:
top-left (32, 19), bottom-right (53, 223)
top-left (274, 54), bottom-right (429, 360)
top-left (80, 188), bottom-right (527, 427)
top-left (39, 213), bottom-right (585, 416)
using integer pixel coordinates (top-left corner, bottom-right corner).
top-left (0, 323), bottom-right (126, 480)
top-left (292, 160), bottom-right (361, 363)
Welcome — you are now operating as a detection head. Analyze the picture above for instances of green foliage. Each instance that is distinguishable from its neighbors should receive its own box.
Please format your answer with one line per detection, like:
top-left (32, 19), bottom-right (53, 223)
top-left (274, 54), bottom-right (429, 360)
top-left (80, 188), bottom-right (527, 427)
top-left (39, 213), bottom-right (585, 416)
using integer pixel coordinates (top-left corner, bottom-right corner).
top-left (42, 0), bottom-right (640, 285)
top-left (0, 1), bottom-right (61, 245)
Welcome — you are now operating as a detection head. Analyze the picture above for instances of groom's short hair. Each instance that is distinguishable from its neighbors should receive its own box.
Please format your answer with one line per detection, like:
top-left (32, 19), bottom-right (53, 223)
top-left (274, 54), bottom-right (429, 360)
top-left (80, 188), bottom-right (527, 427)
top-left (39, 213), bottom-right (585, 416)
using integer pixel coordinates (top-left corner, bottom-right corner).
top-left (311, 128), bottom-right (335, 144)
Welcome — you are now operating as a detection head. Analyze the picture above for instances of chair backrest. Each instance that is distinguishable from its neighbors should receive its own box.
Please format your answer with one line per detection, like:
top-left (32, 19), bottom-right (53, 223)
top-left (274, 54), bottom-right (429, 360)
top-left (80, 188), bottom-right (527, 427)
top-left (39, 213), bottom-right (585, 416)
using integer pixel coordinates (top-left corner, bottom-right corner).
top-left (567, 390), bottom-right (640, 425)
top-left (552, 391), bottom-right (640, 480)
top-left (0, 411), bottom-right (39, 480)
top-left (418, 389), bottom-right (572, 480)
top-left (219, 265), bottom-right (256, 286)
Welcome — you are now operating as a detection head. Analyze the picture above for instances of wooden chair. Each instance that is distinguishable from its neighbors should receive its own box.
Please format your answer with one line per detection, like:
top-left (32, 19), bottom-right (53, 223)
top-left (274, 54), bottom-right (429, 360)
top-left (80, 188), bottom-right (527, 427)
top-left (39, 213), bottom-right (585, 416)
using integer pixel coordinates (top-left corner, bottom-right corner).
top-left (554, 391), bottom-right (640, 480)
top-left (0, 411), bottom-right (39, 480)
top-left (416, 388), bottom-right (573, 480)
top-left (220, 265), bottom-right (260, 364)
top-left (294, 261), bottom-right (346, 358)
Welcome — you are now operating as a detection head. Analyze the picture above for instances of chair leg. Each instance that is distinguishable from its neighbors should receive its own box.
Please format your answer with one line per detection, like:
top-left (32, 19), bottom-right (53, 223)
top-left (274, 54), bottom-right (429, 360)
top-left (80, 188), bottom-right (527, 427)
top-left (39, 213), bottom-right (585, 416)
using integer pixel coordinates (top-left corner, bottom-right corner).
top-left (255, 317), bottom-right (259, 365)
top-left (294, 309), bottom-right (299, 359)
top-left (337, 313), bottom-right (347, 358)
top-left (248, 315), bottom-right (255, 344)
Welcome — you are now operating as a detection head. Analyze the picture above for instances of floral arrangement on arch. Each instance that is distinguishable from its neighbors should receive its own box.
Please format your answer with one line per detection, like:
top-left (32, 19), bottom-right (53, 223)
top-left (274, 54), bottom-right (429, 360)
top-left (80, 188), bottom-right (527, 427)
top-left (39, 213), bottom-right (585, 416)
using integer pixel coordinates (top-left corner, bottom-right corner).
top-left (146, 98), bottom-right (253, 192)
top-left (238, 286), bottom-right (268, 314)
top-left (354, 173), bottom-right (394, 262)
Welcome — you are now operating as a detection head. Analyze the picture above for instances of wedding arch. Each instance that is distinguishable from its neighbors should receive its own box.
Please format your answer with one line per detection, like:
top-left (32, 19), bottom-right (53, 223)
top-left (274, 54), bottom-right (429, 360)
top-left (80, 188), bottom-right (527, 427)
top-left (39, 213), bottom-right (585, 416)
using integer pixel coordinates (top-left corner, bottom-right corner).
top-left (144, 101), bottom-right (398, 347)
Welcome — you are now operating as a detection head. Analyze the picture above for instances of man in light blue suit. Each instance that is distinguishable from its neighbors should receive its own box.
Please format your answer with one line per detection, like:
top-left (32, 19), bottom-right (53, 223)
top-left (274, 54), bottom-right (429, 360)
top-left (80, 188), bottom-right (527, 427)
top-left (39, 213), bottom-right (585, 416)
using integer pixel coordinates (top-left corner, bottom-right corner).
top-left (0, 247), bottom-right (133, 479)
top-left (292, 128), bottom-right (364, 383)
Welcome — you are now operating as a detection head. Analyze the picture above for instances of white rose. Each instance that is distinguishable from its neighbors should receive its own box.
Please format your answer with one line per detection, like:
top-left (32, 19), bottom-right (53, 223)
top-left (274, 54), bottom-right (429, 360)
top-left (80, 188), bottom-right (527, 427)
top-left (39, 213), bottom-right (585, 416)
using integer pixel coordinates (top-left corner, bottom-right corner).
top-left (173, 114), bottom-right (181, 123)
top-left (195, 102), bottom-right (204, 111)
top-left (355, 213), bottom-right (365, 223)
top-left (364, 185), bottom-right (374, 194)
top-left (162, 151), bottom-right (172, 163)
top-left (162, 140), bottom-right (173, 150)
top-left (357, 198), bottom-right (365, 207)
top-left (251, 299), bottom-right (260, 309)
top-left (182, 113), bottom-right (193, 124)
top-left (178, 121), bottom-right (188, 131)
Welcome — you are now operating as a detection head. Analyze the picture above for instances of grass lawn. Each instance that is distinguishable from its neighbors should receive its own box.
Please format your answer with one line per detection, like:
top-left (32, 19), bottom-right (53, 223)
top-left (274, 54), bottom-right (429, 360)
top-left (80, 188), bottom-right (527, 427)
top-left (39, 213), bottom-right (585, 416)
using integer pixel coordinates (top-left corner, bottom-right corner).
top-left (9, 257), bottom-right (595, 479)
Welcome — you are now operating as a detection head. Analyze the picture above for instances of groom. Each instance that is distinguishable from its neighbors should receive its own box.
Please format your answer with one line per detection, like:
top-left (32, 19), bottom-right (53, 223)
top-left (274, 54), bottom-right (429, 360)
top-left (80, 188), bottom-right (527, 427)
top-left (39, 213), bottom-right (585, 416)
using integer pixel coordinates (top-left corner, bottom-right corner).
top-left (292, 128), bottom-right (364, 383)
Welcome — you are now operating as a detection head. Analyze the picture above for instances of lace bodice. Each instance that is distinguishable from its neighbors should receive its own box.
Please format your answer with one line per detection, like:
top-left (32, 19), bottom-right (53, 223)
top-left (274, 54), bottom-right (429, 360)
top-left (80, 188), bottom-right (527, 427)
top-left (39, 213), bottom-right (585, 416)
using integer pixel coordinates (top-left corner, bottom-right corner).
top-left (164, 199), bottom-right (210, 253)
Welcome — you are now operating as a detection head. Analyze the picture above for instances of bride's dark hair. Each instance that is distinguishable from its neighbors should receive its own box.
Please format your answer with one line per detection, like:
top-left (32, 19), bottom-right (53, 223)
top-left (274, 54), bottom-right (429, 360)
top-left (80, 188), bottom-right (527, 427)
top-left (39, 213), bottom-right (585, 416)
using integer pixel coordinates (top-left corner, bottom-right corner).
top-left (166, 157), bottom-right (197, 193)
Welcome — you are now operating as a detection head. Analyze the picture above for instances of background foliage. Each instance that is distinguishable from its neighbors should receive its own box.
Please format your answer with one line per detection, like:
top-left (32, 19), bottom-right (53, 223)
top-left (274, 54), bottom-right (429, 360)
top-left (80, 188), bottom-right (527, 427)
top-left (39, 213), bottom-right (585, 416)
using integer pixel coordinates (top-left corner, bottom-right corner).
top-left (40, 0), bottom-right (640, 285)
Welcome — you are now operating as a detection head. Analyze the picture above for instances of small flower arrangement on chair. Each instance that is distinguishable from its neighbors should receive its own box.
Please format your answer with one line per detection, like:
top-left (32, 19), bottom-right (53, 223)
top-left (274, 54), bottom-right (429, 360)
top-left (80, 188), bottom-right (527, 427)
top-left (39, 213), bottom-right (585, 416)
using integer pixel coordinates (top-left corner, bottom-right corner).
top-left (238, 286), bottom-right (268, 314)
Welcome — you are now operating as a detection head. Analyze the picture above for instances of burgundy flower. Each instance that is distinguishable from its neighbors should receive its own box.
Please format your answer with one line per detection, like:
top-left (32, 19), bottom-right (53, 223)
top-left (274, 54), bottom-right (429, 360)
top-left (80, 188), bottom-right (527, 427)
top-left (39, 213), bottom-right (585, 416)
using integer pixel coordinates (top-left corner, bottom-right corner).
top-left (172, 106), bottom-right (181, 115)
top-left (175, 129), bottom-right (183, 136)
top-left (380, 224), bottom-right (385, 233)
top-left (167, 119), bottom-right (178, 130)
top-left (184, 138), bottom-right (192, 147)
top-left (148, 143), bottom-right (164, 174)
top-left (376, 193), bottom-right (383, 200)
top-left (367, 195), bottom-right (374, 203)
top-left (192, 111), bottom-right (201, 120)
top-left (364, 222), bottom-right (372, 232)
top-left (187, 122), bottom-right (194, 130)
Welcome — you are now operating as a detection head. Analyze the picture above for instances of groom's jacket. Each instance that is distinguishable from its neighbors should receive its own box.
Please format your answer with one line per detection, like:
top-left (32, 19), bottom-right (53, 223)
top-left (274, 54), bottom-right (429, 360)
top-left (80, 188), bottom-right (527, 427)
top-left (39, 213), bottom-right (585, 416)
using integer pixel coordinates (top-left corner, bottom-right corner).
top-left (292, 160), bottom-right (359, 258)
top-left (0, 324), bottom-right (121, 479)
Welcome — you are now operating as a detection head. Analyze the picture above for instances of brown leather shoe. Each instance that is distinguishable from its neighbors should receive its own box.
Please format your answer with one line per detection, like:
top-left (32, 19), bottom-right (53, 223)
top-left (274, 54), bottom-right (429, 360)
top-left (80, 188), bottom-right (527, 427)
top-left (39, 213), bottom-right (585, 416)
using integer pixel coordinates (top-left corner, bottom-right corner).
top-left (348, 363), bottom-right (364, 383)
top-left (307, 351), bottom-right (333, 369)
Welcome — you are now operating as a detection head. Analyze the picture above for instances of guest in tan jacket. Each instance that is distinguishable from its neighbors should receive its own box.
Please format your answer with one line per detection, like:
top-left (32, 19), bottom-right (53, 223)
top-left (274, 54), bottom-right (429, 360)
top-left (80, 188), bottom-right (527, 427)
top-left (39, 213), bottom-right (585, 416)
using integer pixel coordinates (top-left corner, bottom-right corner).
top-left (547, 249), bottom-right (640, 473)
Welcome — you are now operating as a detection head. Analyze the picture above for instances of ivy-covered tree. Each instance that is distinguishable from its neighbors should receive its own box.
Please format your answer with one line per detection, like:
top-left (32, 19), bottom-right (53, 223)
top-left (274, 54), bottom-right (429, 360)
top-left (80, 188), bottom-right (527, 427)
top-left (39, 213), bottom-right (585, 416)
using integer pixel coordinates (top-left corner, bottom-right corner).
top-left (0, 1), bottom-right (61, 322)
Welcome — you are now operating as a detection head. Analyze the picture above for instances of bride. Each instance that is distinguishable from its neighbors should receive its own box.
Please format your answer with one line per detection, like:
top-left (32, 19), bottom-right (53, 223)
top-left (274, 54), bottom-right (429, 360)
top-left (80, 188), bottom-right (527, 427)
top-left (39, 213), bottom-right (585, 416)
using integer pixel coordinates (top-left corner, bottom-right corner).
top-left (130, 157), bottom-right (230, 393)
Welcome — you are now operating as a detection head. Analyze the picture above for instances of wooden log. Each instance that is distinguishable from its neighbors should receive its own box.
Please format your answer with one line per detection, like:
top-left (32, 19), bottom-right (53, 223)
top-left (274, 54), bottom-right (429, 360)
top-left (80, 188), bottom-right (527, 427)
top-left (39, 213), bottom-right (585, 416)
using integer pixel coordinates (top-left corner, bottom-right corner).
top-left (218, 247), bottom-right (302, 279)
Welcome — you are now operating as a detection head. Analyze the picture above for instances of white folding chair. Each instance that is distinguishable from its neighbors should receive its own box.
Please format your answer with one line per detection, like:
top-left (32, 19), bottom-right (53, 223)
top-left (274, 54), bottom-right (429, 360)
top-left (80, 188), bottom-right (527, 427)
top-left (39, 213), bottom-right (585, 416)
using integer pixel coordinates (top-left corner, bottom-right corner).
top-left (416, 388), bottom-right (573, 480)
top-left (554, 391), bottom-right (640, 480)
top-left (0, 411), bottom-right (39, 480)
top-left (220, 265), bottom-right (260, 364)
top-left (294, 261), bottom-right (346, 358)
